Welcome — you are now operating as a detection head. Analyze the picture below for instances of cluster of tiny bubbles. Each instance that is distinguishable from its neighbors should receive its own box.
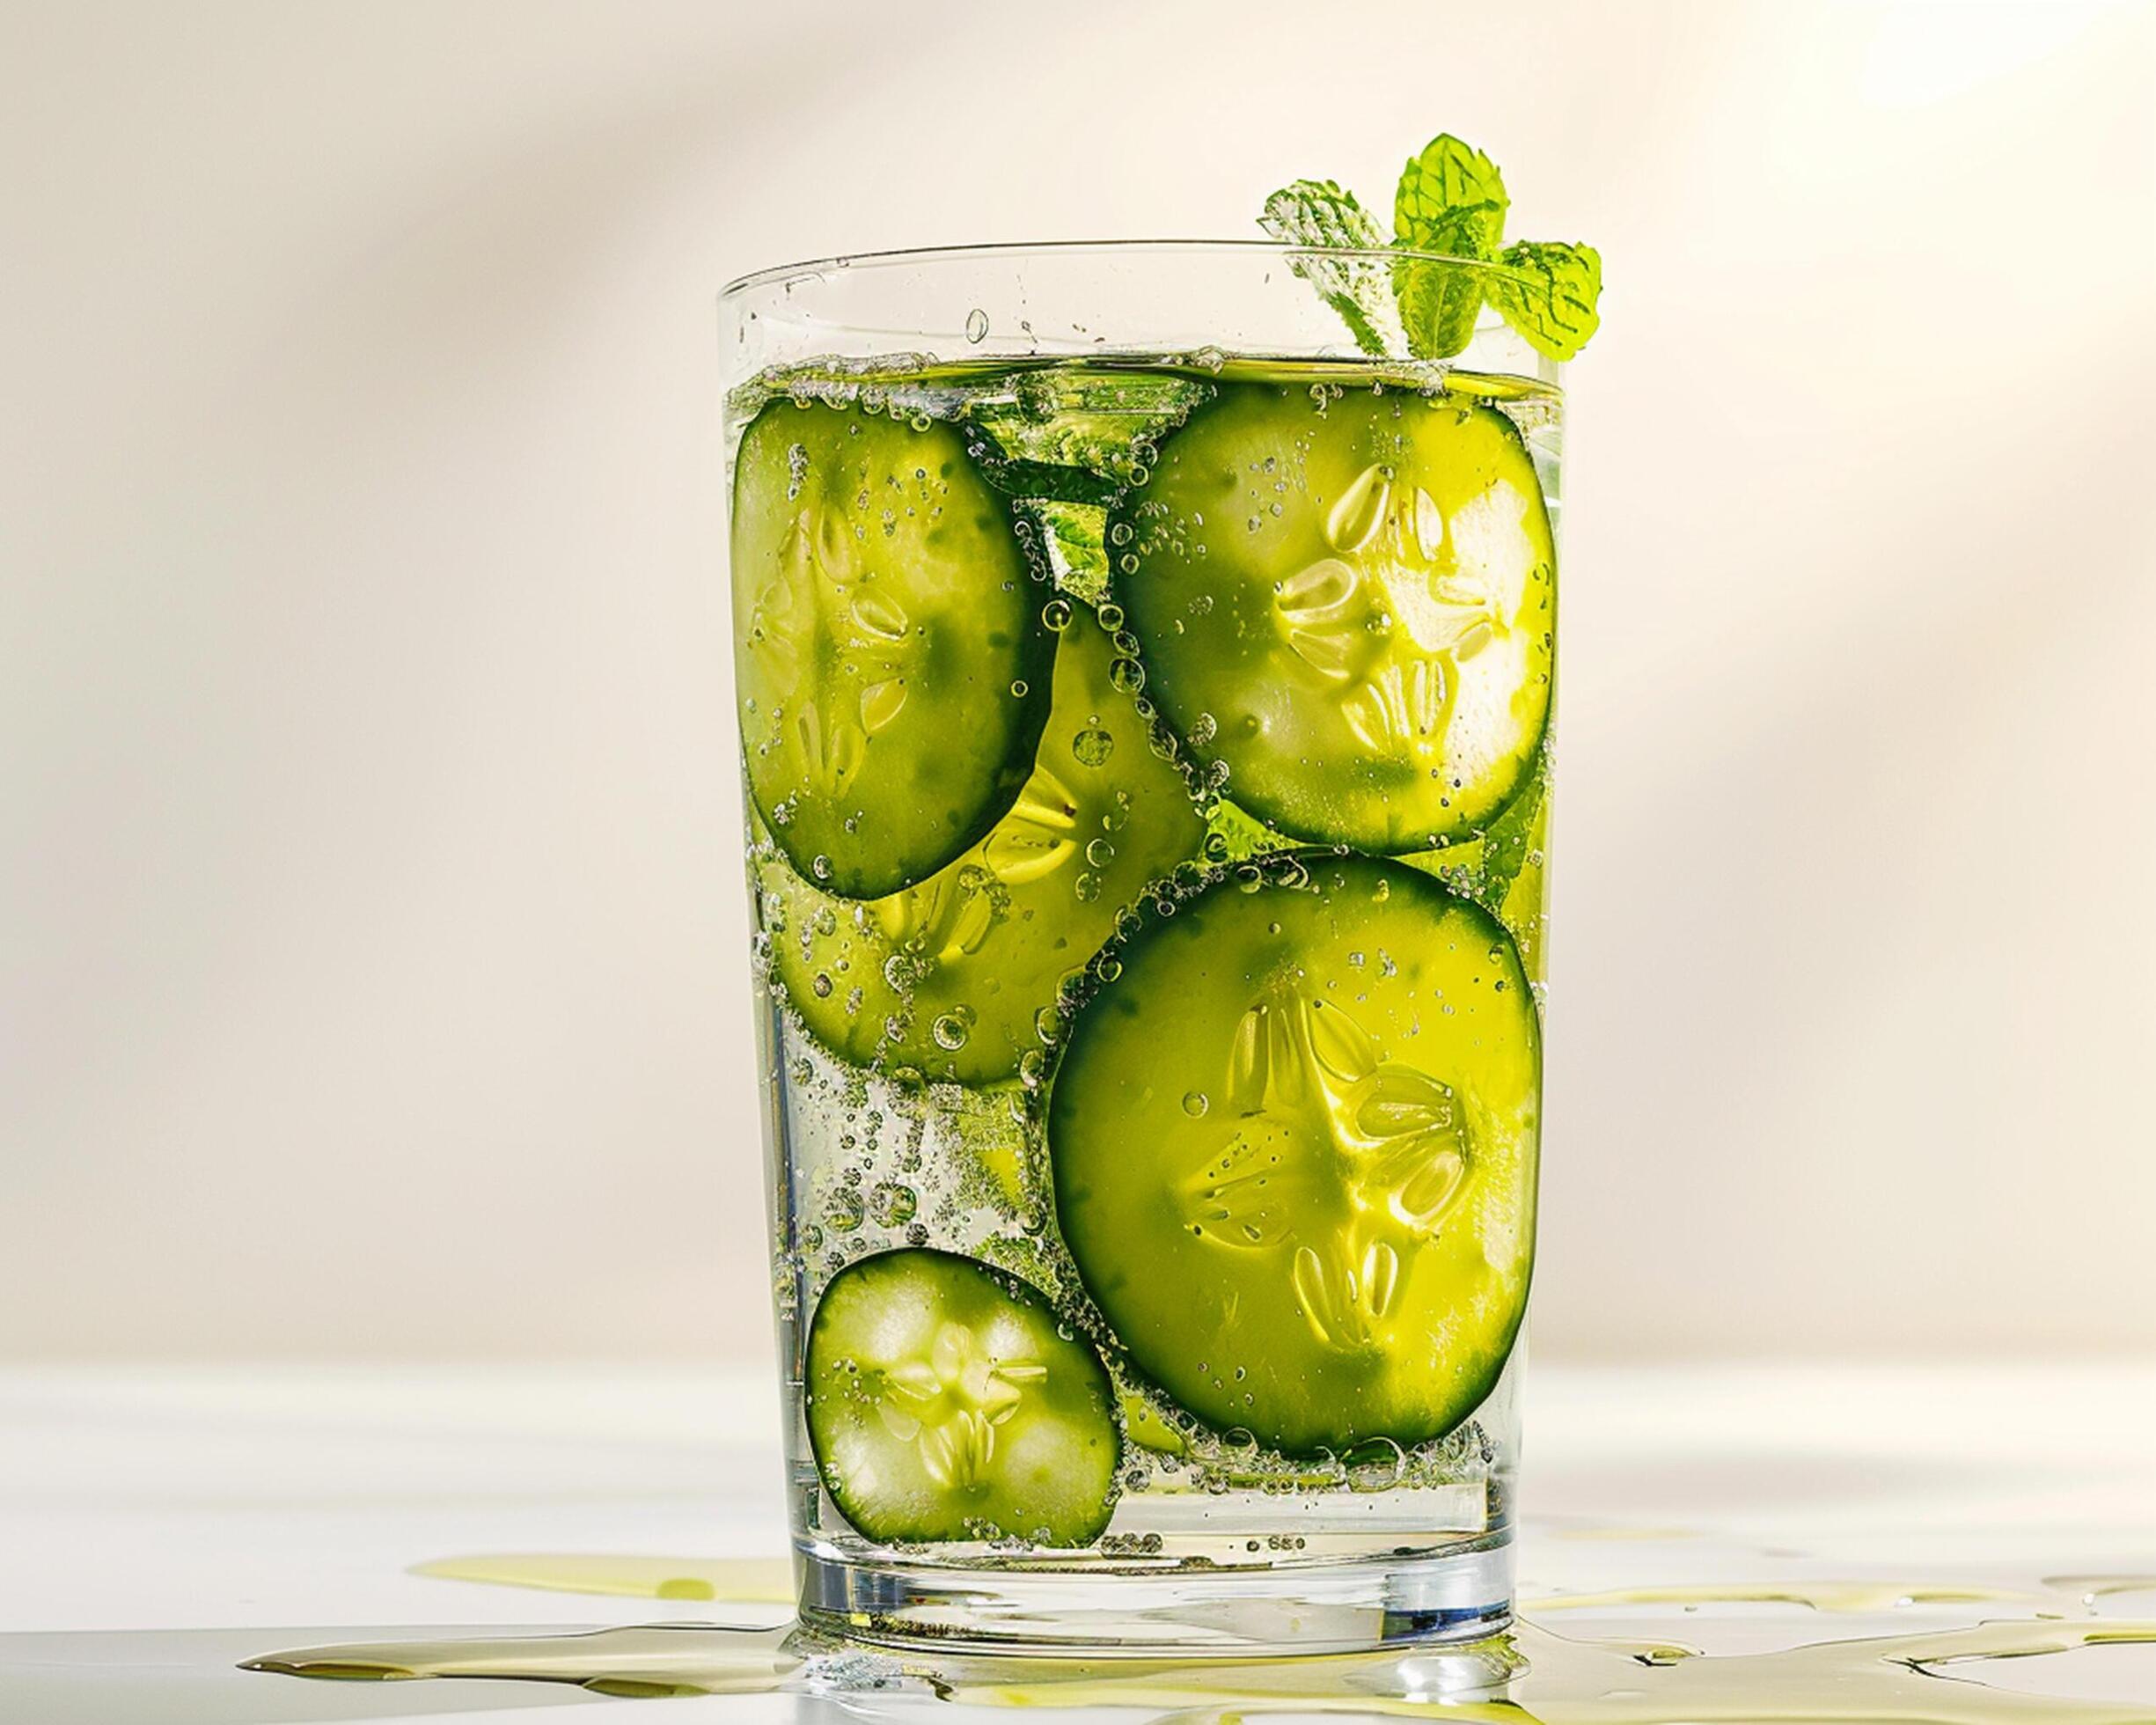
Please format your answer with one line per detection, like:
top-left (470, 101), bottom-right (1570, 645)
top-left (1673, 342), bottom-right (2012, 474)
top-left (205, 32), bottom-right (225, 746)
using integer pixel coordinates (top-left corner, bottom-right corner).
top-left (1040, 596), bottom-right (1073, 632)
top-left (1011, 370), bottom-right (1059, 423)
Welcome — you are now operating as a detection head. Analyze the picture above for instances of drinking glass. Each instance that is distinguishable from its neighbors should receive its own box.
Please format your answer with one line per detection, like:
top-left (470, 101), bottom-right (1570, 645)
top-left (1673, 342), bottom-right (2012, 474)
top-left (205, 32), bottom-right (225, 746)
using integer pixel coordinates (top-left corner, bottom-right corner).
top-left (721, 242), bottom-right (1560, 1653)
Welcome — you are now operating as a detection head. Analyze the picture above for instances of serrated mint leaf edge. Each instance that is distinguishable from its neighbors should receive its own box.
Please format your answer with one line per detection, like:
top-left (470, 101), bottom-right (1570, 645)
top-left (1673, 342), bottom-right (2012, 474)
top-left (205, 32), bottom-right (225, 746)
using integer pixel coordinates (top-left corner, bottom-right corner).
top-left (1487, 239), bottom-right (1603, 362)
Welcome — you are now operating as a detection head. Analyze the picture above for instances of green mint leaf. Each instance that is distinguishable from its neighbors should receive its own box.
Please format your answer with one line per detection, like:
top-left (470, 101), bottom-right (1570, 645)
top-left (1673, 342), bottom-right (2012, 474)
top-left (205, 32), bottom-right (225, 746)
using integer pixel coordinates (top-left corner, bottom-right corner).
top-left (1488, 240), bottom-right (1603, 361)
top-left (1391, 135), bottom-right (1510, 360)
top-left (1258, 179), bottom-right (1396, 356)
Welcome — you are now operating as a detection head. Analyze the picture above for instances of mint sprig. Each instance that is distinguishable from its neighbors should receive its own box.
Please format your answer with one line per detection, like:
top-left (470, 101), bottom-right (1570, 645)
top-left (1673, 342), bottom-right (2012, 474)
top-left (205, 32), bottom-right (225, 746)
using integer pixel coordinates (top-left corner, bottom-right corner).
top-left (1260, 132), bottom-right (1602, 363)
top-left (1258, 179), bottom-right (1398, 357)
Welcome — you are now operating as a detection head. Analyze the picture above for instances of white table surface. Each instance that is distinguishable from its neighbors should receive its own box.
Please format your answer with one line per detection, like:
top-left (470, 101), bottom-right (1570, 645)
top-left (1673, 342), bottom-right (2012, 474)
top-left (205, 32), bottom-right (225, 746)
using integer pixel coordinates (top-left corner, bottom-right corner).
top-left (4, 1362), bottom-right (2153, 1720)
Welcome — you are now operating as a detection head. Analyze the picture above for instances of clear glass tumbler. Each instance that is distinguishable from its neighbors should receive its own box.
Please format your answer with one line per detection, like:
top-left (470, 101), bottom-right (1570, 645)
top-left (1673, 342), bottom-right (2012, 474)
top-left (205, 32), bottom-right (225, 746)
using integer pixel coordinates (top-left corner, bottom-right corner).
top-left (721, 243), bottom-right (1560, 1654)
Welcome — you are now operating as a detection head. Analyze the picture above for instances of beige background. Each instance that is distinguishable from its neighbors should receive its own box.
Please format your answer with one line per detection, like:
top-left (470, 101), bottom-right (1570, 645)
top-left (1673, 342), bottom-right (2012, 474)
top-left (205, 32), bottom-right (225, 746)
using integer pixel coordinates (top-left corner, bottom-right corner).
top-left (3, 1), bottom-right (2152, 1364)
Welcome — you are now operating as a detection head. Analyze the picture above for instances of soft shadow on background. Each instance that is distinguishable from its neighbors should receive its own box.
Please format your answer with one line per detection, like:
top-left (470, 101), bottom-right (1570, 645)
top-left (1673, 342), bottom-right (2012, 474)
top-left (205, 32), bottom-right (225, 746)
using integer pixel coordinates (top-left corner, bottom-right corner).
top-left (3, 0), bottom-right (2152, 1363)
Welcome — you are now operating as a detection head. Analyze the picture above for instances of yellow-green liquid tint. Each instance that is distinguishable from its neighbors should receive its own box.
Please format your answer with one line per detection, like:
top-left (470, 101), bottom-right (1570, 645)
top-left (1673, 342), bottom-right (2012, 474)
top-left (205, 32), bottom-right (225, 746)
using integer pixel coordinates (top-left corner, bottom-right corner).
top-left (737, 349), bottom-right (1562, 1603)
top-left (759, 606), bottom-right (1204, 1084)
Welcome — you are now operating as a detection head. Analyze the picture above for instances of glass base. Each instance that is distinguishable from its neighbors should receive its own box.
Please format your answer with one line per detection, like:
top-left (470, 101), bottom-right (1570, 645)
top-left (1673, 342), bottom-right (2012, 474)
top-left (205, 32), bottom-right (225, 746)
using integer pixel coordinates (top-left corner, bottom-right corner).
top-left (796, 1537), bottom-right (1513, 1655)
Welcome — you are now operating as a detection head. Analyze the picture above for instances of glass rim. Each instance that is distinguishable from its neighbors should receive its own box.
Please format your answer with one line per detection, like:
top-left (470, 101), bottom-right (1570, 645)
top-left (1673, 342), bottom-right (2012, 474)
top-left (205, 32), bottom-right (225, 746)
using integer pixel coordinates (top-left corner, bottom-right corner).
top-left (719, 238), bottom-right (1531, 303)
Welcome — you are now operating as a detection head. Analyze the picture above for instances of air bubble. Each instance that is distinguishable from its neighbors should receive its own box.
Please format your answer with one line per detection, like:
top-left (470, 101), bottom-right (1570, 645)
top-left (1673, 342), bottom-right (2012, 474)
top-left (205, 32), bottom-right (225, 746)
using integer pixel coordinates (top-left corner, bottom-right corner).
top-left (964, 308), bottom-right (990, 344)
top-left (1072, 727), bottom-right (1114, 767)
top-left (1182, 1091), bottom-right (1209, 1118)
top-left (1085, 837), bottom-right (1115, 869)
top-left (869, 1182), bottom-right (918, 1227)
top-left (1042, 597), bottom-right (1074, 631)
top-left (931, 1011), bottom-right (971, 1051)
top-left (825, 1188), bottom-right (865, 1231)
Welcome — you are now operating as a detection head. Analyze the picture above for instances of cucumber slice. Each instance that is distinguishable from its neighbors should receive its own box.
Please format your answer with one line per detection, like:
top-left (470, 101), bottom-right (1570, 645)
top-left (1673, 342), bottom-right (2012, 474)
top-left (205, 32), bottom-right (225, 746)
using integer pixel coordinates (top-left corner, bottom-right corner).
top-left (761, 607), bottom-right (1204, 1084)
top-left (1046, 855), bottom-right (1538, 1456)
top-left (731, 398), bottom-right (1054, 899)
top-left (1115, 383), bottom-right (1555, 851)
top-left (804, 1249), bottom-right (1120, 1546)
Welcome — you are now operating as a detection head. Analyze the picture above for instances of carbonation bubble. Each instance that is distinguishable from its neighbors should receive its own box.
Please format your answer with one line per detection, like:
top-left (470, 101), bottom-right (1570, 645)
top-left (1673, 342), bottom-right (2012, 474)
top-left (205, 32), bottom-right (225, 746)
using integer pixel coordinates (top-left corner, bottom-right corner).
top-left (810, 972), bottom-right (834, 998)
top-left (1344, 1435), bottom-right (1406, 1493)
top-left (825, 1188), bottom-right (865, 1231)
top-left (931, 1011), bottom-right (972, 1051)
top-left (869, 1182), bottom-right (918, 1227)
top-left (1042, 597), bottom-right (1074, 631)
top-left (1084, 837), bottom-right (1115, 868)
top-left (1182, 1091), bottom-right (1209, 1118)
top-left (964, 307), bottom-right (989, 344)
top-left (1071, 727), bottom-right (1114, 767)
top-left (1073, 871), bottom-right (1102, 902)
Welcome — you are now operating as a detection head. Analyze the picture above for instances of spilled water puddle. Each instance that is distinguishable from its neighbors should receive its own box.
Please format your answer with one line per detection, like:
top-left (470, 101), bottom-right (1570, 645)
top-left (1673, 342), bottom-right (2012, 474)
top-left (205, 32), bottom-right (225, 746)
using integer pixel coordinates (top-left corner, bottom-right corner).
top-left (240, 1555), bottom-right (2156, 1720)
